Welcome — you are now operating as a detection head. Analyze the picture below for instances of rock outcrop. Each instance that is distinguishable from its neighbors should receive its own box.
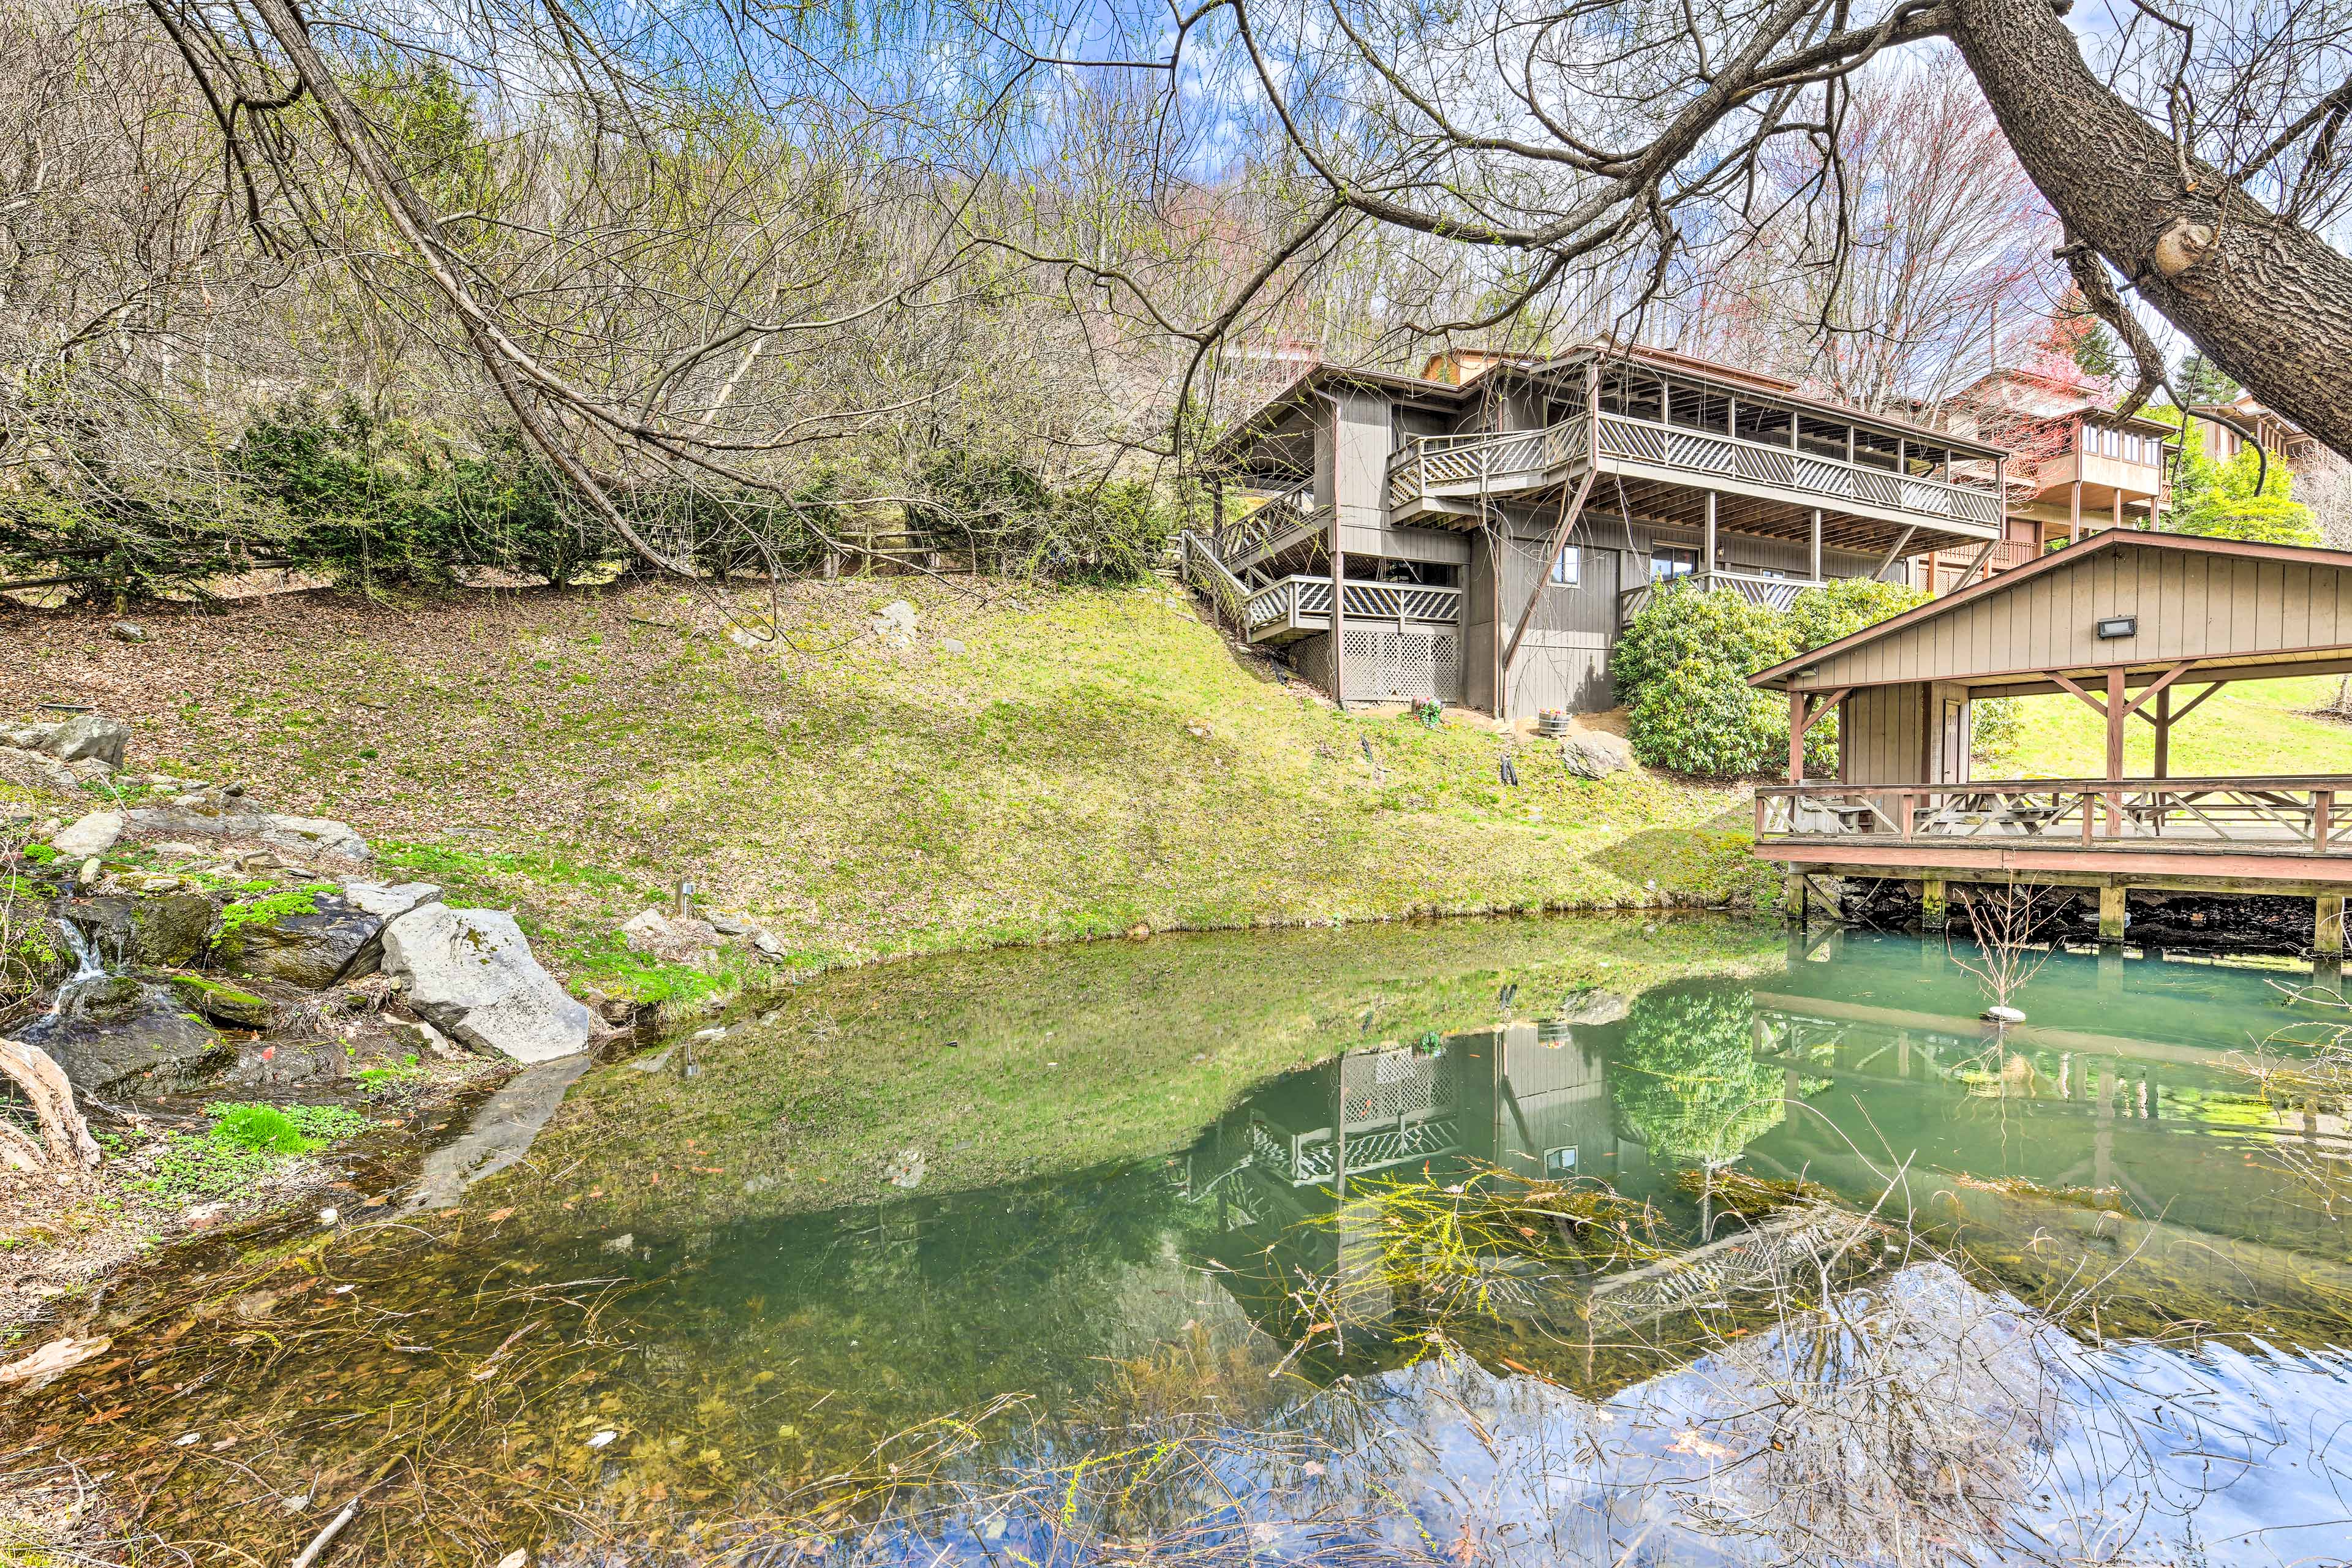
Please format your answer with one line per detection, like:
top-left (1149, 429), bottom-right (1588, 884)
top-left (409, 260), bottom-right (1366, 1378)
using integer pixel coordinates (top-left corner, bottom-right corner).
top-left (620, 908), bottom-right (723, 963)
top-left (49, 812), bottom-right (123, 858)
top-left (211, 890), bottom-right (385, 989)
top-left (380, 904), bottom-right (594, 1063)
top-left (119, 805), bottom-right (372, 864)
top-left (36, 714), bottom-right (130, 769)
top-left (18, 974), bottom-right (229, 1095)
top-left (57, 893), bottom-right (216, 968)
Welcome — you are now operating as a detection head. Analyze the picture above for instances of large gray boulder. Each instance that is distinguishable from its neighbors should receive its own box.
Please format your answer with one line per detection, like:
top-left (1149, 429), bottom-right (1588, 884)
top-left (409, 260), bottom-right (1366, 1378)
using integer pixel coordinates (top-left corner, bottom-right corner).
top-left (58, 893), bottom-right (216, 968)
top-left (210, 890), bottom-right (384, 989)
top-left (50, 812), bottom-right (123, 858)
top-left (1556, 731), bottom-right (1634, 780)
top-left (121, 806), bottom-right (371, 864)
top-left (380, 904), bottom-right (594, 1063)
top-left (339, 881), bottom-right (441, 921)
top-left (18, 974), bottom-right (228, 1096)
top-left (37, 714), bottom-right (130, 769)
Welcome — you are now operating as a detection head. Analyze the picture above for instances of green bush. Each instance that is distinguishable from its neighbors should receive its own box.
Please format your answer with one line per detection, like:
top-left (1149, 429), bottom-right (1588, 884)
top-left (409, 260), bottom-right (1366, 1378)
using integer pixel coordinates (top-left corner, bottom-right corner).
top-left (1787, 577), bottom-right (1928, 652)
top-left (906, 451), bottom-right (1175, 583)
top-left (1608, 986), bottom-right (1787, 1164)
top-left (1617, 576), bottom-right (1930, 778)
top-left (1629, 657), bottom-right (1789, 777)
top-left (1611, 582), bottom-right (1795, 704)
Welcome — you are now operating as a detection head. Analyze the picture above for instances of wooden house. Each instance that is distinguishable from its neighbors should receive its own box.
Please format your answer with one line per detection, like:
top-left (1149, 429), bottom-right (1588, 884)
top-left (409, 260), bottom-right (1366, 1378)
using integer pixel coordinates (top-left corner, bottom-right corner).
top-left (1189, 342), bottom-right (2010, 717)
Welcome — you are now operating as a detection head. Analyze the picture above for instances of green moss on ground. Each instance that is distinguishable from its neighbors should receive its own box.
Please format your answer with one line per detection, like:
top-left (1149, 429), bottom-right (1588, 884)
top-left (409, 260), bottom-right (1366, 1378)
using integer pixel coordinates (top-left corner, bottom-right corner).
top-left (4, 581), bottom-right (1781, 997)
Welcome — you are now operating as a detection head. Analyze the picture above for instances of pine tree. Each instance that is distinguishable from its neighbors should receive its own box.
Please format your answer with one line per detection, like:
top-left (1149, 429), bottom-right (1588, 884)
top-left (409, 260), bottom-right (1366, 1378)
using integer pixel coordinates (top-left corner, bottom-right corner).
top-left (2174, 353), bottom-right (2240, 407)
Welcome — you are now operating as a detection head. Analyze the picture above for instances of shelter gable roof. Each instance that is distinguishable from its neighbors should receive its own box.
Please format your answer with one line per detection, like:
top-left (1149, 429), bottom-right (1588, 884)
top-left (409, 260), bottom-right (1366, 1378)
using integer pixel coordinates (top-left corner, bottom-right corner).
top-left (1747, 531), bottom-right (2352, 692)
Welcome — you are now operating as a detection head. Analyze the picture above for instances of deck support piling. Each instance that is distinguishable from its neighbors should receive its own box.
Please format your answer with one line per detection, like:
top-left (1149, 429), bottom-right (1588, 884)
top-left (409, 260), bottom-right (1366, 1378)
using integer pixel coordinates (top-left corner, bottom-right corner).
top-left (2318, 895), bottom-right (2345, 955)
top-left (1920, 875), bottom-right (1948, 930)
top-left (2098, 883), bottom-right (2128, 943)
top-left (1782, 872), bottom-right (1807, 925)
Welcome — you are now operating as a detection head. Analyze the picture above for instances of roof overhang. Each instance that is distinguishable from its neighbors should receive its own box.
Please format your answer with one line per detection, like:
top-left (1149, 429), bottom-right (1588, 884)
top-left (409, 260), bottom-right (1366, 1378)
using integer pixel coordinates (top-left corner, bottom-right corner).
top-left (1748, 530), bottom-right (2352, 692)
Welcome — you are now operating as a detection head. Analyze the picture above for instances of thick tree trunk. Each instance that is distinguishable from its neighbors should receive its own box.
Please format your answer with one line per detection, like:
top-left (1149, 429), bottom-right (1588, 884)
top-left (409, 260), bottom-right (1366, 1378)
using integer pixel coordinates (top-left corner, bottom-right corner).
top-left (1950, 0), bottom-right (2352, 458)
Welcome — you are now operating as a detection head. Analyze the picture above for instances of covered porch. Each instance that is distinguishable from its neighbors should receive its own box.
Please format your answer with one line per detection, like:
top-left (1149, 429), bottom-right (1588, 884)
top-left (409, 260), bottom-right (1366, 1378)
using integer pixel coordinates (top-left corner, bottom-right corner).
top-left (1745, 532), bottom-right (2352, 946)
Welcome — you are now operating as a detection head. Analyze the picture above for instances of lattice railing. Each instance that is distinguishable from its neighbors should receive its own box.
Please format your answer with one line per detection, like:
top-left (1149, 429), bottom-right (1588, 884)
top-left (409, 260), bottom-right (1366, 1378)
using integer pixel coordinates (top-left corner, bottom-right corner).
top-left (1243, 574), bottom-right (1463, 634)
top-left (1619, 570), bottom-right (1819, 627)
top-left (1385, 420), bottom-right (1590, 508)
top-left (1265, 1116), bottom-right (1464, 1186)
top-left (1597, 415), bottom-right (2003, 528)
top-left (1756, 777), bottom-right (2352, 853)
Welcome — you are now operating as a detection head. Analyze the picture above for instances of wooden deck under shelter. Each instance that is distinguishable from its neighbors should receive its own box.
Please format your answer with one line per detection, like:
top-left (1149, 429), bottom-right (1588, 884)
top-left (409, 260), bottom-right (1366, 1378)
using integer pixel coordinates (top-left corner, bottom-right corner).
top-left (1745, 530), bottom-right (2352, 946)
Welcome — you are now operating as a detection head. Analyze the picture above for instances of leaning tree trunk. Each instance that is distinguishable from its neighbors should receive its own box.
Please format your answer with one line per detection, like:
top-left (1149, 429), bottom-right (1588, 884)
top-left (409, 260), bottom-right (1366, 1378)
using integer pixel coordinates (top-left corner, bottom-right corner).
top-left (1950, 0), bottom-right (2352, 460)
top-left (0, 1038), bottom-right (101, 1174)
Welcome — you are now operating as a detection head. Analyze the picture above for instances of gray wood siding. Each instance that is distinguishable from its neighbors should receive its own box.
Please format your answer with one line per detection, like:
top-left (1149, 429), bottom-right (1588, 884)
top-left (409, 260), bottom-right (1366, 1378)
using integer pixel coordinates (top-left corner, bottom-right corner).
top-left (1839, 684), bottom-right (1926, 785)
top-left (1496, 519), bottom-right (1624, 715)
top-left (1464, 535), bottom-right (1499, 712)
top-left (1800, 540), bottom-right (2352, 688)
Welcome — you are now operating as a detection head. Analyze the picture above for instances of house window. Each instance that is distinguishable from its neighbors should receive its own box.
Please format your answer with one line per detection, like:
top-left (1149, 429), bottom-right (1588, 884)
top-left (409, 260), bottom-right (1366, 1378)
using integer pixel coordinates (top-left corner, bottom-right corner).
top-left (1651, 545), bottom-right (1699, 581)
top-left (1551, 545), bottom-right (1581, 586)
top-left (1544, 1146), bottom-right (1579, 1177)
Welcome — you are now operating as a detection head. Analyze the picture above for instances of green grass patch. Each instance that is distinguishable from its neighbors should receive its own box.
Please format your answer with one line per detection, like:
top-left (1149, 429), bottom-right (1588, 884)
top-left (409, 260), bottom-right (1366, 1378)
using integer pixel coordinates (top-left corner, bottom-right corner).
top-left (1990, 675), bottom-right (2352, 778)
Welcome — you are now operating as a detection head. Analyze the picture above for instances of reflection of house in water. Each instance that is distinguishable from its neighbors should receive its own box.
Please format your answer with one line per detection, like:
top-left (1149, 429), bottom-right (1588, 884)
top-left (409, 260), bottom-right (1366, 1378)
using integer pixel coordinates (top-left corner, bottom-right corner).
top-left (1180, 1007), bottom-right (1795, 1378)
top-left (1192, 1016), bottom-right (1627, 1216)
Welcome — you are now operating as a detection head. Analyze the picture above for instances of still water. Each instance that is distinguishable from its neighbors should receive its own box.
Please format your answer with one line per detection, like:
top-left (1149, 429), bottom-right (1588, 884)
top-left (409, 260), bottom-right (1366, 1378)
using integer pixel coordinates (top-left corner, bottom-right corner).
top-left (13, 917), bottom-right (2352, 1565)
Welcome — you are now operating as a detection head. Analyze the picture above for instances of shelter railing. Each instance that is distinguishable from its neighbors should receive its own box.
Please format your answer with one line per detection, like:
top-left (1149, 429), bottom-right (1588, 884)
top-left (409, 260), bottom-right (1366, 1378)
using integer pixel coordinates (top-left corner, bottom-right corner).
top-left (1755, 777), bottom-right (2352, 854)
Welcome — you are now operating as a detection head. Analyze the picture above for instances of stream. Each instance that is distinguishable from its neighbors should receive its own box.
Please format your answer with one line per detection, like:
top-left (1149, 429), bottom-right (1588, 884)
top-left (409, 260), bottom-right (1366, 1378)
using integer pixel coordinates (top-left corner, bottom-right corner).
top-left (8, 915), bottom-right (2352, 1564)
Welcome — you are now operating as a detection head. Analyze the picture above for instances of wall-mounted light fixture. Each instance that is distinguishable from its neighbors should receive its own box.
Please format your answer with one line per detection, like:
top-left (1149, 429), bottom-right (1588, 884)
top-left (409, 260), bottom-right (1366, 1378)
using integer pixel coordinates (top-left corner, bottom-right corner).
top-left (2096, 616), bottom-right (2138, 640)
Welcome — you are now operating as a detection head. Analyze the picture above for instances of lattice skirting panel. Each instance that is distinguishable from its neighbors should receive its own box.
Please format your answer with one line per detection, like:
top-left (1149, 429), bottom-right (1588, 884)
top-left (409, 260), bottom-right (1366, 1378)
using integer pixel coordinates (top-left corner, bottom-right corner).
top-left (1295, 626), bottom-right (1464, 704)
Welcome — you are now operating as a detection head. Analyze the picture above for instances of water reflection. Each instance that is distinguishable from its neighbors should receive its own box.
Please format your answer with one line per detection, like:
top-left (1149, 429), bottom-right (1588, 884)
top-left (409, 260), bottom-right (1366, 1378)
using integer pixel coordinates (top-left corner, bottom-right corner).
top-left (11, 920), bottom-right (2352, 1562)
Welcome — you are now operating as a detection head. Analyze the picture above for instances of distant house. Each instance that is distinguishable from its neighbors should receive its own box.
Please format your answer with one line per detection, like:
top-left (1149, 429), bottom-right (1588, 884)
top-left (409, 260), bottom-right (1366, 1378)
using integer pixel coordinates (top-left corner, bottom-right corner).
top-left (1191, 341), bottom-right (2009, 717)
top-left (1936, 368), bottom-right (2176, 574)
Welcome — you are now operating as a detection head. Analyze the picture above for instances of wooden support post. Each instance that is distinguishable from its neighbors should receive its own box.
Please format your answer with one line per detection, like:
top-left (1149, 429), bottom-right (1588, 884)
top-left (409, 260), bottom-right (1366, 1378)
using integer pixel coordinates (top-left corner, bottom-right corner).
top-left (1330, 538), bottom-right (1347, 707)
top-left (2098, 940), bottom-right (2124, 994)
top-left (2069, 478), bottom-right (2082, 541)
top-left (1921, 875), bottom-right (1947, 930)
top-left (2098, 883), bottom-right (2127, 943)
top-left (2318, 895), bottom-right (2345, 956)
top-left (1788, 689), bottom-right (1806, 783)
top-left (2111, 486), bottom-right (2123, 534)
top-left (1783, 872), bottom-right (1807, 926)
top-left (2154, 684), bottom-right (2170, 778)
top-left (2103, 667), bottom-right (2125, 783)
top-left (1809, 508), bottom-right (1822, 583)
top-left (1703, 490), bottom-right (1717, 579)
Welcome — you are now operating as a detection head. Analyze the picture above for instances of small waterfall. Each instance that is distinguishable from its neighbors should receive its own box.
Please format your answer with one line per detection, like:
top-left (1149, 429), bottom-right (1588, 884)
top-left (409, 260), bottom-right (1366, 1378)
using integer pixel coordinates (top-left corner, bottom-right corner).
top-left (36, 916), bottom-right (108, 1024)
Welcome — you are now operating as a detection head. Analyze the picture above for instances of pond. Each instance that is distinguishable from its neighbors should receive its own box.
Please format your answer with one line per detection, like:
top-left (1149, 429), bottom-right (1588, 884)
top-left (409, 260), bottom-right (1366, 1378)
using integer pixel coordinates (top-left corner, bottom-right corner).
top-left (11, 916), bottom-right (2352, 1566)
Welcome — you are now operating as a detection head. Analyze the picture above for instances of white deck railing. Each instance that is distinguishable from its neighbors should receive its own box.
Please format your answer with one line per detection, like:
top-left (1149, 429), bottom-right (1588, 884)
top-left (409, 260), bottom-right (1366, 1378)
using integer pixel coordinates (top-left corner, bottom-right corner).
top-left (1619, 569), bottom-right (1820, 624)
top-left (1243, 575), bottom-right (1463, 636)
top-left (1387, 413), bottom-right (2002, 531)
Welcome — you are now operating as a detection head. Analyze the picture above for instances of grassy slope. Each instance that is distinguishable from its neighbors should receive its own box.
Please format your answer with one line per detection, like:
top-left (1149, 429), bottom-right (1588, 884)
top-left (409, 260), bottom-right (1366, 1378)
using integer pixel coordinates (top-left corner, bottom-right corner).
top-left (2, 579), bottom-right (1773, 997)
top-left (1994, 675), bottom-right (2352, 778)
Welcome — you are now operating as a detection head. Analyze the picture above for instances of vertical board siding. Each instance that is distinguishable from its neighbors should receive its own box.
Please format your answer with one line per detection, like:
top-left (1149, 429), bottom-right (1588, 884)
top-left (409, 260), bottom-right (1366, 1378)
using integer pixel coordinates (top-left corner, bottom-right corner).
top-left (1796, 541), bottom-right (2352, 687)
